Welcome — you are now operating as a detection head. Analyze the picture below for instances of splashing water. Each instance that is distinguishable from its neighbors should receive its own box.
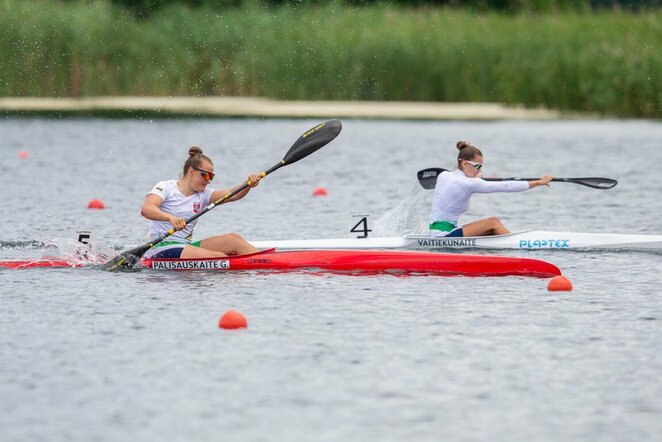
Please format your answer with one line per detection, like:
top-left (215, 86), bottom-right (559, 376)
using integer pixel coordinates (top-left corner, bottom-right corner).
top-left (62, 244), bottom-right (110, 266)
top-left (0, 237), bottom-right (112, 266)
top-left (371, 185), bottom-right (432, 237)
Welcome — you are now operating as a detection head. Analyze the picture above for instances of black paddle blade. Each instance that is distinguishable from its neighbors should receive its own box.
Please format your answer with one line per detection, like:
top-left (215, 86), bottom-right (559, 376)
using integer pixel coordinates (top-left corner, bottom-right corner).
top-left (417, 167), bottom-right (446, 189)
top-left (98, 242), bottom-right (152, 271)
top-left (565, 177), bottom-right (618, 190)
top-left (283, 119), bottom-right (342, 165)
top-left (493, 177), bottom-right (618, 189)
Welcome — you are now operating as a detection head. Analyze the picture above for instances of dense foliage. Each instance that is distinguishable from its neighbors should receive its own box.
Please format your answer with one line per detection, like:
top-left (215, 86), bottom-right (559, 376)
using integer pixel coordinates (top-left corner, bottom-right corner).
top-left (86, 0), bottom-right (660, 17)
top-left (2, 0), bottom-right (661, 117)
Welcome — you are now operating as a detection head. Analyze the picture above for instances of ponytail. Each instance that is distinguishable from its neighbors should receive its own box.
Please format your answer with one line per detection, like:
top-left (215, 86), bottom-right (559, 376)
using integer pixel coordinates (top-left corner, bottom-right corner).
top-left (456, 140), bottom-right (482, 166)
top-left (182, 146), bottom-right (213, 177)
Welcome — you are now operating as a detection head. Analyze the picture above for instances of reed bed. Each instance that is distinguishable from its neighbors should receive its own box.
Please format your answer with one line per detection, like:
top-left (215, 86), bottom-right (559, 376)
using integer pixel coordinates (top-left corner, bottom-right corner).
top-left (1, 0), bottom-right (660, 117)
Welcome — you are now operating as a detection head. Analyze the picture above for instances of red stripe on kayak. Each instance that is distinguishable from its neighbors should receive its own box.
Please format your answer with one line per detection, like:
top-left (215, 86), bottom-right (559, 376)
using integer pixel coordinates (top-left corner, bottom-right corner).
top-left (0, 259), bottom-right (81, 269)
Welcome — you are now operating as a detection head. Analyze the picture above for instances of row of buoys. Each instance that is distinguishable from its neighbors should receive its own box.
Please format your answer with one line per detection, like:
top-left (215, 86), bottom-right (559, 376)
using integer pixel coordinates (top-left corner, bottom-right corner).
top-left (218, 276), bottom-right (572, 331)
top-left (216, 275), bottom-right (570, 332)
top-left (19, 150), bottom-right (108, 209)
top-left (21, 147), bottom-right (327, 201)
top-left (84, 187), bottom-right (328, 209)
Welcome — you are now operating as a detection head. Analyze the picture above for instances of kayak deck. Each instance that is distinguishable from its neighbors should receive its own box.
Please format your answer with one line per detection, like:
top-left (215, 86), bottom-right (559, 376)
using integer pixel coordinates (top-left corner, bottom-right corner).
top-left (250, 230), bottom-right (662, 251)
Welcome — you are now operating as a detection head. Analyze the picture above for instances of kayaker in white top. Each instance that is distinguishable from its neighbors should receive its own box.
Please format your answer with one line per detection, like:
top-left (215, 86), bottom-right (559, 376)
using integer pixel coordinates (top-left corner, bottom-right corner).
top-left (429, 140), bottom-right (553, 237)
top-left (141, 146), bottom-right (262, 259)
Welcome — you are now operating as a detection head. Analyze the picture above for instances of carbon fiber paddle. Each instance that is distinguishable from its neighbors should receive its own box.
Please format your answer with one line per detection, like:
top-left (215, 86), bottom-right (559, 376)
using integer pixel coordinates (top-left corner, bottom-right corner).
top-left (417, 167), bottom-right (618, 190)
top-left (101, 119), bottom-right (343, 271)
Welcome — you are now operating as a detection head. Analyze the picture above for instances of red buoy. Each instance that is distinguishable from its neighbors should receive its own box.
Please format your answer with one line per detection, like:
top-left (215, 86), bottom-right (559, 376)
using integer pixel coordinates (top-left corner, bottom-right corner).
top-left (18, 150), bottom-right (30, 159)
top-left (87, 199), bottom-right (105, 209)
top-left (219, 310), bottom-right (248, 329)
top-left (312, 187), bottom-right (328, 197)
top-left (547, 275), bottom-right (573, 292)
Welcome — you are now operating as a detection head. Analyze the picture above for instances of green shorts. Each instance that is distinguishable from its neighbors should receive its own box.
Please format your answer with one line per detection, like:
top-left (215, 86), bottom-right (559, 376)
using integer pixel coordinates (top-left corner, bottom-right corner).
top-left (429, 221), bottom-right (457, 232)
top-left (144, 240), bottom-right (202, 259)
top-left (155, 240), bottom-right (202, 248)
top-left (429, 221), bottom-right (464, 238)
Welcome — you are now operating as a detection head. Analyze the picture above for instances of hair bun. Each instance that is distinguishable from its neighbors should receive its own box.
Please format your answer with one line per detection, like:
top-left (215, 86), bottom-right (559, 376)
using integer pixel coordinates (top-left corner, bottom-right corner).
top-left (188, 146), bottom-right (203, 157)
top-left (456, 140), bottom-right (471, 151)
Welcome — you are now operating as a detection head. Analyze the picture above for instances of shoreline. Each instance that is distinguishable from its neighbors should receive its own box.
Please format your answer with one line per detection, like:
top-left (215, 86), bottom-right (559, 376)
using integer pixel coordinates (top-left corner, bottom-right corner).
top-left (0, 96), bottom-right (592, 120)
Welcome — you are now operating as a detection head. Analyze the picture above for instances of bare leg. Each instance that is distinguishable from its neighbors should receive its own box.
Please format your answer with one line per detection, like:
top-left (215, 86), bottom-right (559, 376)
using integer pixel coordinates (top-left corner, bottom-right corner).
top-left (180, 246), bottom-right (228, 259)
top-left (198, 232), bottom-right (258, 255)
top-left (462, 217), bottom-right (510, 237)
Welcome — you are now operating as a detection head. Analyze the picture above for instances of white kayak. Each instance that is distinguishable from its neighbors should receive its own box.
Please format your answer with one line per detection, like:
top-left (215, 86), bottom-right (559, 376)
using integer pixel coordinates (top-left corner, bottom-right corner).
top-left (251, 230), bottom-right (662, 251)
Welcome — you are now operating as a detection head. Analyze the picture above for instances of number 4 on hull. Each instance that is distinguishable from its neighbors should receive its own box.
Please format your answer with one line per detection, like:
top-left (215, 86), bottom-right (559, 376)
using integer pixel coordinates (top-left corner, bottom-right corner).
top-left (350, 216), bottom-right (371, 238)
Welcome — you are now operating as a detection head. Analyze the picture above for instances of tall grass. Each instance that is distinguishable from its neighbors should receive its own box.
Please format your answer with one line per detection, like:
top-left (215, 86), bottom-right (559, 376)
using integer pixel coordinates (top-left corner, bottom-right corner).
top-left (1, 0), bottom-right (660, 117)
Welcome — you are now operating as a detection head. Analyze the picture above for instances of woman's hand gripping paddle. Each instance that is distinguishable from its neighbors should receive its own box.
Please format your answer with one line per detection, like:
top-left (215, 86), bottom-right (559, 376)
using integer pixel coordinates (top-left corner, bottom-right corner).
top-left (101, 119), bottom-right (343, 271)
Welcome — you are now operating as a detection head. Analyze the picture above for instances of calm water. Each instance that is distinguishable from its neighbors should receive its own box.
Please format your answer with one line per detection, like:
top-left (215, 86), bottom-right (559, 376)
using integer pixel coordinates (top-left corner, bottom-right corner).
top-left (1, 117), bottom-right (661, 442)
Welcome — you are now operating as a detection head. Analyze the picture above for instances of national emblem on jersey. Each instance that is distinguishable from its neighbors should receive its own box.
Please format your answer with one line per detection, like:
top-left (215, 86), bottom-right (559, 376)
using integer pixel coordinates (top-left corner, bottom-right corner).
top-left (193, 202), bottom-right (201, 213)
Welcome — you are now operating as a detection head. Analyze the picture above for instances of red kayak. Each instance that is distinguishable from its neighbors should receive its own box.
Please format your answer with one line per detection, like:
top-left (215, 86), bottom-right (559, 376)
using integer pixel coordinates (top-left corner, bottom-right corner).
top-left (142, 248), bottom-right (561, 277)
top-left (0, 248), bottom-right (561, 278)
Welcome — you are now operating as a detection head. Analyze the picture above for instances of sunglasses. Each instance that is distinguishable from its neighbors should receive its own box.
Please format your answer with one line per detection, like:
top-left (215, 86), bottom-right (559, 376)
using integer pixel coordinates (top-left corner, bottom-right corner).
top-left (193, 166), bottom-right (215, 181)
top-left (465, 160), bottom-right (483, 170)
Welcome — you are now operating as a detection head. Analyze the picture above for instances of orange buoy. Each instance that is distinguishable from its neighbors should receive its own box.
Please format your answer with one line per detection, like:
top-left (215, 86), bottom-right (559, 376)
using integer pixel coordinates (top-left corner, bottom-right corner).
top-left (312, 187), bottom-right (328, 197)
top-left (18, 150), bottom-right (30, 159)
top-left (87, 199), bottom-right (105, 209)
top-left (547, 275), bottom-right (573, 292)
top-left (218, 310), bottom-right (248, 329)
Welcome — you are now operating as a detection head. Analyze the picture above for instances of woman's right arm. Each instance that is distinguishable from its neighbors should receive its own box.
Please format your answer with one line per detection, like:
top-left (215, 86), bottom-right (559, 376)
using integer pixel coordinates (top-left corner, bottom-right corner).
top-left (528, 175), bottom-right (554, 188)
top-left (141, 194), bottom-right (186, 230)
top-left (469, 175), bottom-right (555, 193)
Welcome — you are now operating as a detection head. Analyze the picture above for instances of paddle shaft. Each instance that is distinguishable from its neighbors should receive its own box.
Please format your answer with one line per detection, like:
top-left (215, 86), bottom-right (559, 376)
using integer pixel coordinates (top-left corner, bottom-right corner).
top-left (490, 177), bottom-right (598, 183)
top-left (417, 168), bottom-right (617, 190)
top-left (154, 162), bottom-right (284, 243)
top-left (102, 164), bottom-right (282, 271)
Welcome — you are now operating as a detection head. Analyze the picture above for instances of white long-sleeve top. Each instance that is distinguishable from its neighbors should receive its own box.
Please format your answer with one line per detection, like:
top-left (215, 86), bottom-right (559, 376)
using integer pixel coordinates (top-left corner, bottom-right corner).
top-left (429, 169), bottom-right (529, 226)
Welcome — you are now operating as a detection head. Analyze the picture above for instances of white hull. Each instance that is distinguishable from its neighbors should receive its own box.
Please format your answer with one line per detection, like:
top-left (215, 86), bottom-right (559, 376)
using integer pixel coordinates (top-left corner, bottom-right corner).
top-left (250, 230), bottom-right (662, 251)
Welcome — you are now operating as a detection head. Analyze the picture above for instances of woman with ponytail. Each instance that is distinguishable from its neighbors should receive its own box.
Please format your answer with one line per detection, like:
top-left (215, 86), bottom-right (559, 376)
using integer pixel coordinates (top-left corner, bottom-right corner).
top-left (429, 141), bottom-right (553, 238)
top-left (141, 146), bottom-right (262, 259)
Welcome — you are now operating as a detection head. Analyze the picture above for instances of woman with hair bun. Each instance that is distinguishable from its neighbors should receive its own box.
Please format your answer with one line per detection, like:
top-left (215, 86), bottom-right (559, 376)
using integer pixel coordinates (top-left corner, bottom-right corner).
top-left (429, 141), bottom-right (553, 238)
top-left (140, 146), bottom-right (262, 259)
